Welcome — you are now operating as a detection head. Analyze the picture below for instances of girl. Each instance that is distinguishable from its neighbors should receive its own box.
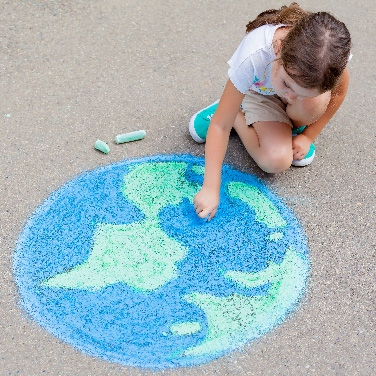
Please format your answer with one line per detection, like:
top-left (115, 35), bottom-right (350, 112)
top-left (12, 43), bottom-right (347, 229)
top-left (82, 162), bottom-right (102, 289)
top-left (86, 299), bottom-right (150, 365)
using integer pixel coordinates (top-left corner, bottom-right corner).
top-left (190, 2), bottom-right (351, 221)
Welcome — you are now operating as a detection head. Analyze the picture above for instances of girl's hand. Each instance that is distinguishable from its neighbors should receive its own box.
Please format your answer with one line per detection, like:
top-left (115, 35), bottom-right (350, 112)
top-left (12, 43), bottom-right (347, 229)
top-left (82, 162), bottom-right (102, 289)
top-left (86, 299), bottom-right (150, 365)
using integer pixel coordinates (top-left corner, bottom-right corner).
top-left (292, 133), bottom-right (312, 161)
top-left (193, 187), bottom-right (219, 221)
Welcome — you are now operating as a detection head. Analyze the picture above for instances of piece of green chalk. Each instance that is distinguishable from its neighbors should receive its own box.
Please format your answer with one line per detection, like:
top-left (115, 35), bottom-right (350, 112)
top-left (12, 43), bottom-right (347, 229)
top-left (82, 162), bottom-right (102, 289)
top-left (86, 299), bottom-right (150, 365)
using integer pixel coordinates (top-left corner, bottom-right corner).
top-left (95, 139), bottom-right (110, 154)
top-left (115, 130), bottom-right (146, 144)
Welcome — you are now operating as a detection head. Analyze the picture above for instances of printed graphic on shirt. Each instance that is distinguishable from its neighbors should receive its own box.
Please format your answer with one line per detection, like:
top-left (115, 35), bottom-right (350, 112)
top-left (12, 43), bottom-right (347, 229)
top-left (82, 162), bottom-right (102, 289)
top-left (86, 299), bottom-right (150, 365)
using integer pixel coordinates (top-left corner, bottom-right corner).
top-left (253, 58), bottom-right (276, 95)
top-left (253, 75), bottom-right (276, 95)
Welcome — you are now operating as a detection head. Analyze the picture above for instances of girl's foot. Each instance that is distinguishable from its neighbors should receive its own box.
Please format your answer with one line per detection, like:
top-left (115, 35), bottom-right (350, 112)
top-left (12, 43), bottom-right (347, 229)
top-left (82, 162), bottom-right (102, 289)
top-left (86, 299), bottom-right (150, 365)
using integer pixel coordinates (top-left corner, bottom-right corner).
top-left (189, 100), bottom-right (219, 143)
top-left (291, 126), bottom-right (315, 166)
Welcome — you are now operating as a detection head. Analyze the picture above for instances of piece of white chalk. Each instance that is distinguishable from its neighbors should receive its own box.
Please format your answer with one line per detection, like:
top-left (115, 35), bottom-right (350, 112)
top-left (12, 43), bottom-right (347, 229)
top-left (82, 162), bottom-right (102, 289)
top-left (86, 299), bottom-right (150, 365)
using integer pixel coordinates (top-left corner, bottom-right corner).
top-left (115, 130), bottom-right (146, 144)
top-left (95, 139), bottom-right (110, 154)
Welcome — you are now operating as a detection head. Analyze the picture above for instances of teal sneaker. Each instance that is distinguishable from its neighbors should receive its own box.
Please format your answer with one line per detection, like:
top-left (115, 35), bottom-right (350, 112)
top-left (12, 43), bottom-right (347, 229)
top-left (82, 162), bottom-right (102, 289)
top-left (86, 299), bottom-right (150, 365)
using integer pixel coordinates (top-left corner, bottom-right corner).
top-left (291, 127), bottom-right (315, 166)
top-left (189, 100), bottom-right (219, 143)
top-left (292, 125), bottom-right (306, 135)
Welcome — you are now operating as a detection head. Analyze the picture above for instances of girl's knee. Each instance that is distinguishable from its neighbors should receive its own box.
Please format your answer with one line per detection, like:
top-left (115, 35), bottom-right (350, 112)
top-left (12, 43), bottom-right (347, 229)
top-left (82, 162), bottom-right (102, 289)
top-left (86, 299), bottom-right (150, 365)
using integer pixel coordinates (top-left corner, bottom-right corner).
top-left (259, 147), bottom-right (293, 173)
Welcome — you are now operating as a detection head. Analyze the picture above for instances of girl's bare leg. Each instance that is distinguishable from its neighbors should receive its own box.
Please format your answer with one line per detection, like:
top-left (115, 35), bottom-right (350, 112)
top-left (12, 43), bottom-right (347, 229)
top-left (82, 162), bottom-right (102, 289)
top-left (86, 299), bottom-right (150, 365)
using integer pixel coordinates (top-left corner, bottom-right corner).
top-left (233, 111), bottom-right (293, 173)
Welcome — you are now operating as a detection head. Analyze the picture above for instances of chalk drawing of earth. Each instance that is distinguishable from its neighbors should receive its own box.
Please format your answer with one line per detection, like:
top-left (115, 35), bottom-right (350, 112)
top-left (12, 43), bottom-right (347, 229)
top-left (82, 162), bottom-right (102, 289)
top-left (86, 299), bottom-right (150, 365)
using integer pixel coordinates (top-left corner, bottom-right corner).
top-left (14, 154), bottom-right (309, 369)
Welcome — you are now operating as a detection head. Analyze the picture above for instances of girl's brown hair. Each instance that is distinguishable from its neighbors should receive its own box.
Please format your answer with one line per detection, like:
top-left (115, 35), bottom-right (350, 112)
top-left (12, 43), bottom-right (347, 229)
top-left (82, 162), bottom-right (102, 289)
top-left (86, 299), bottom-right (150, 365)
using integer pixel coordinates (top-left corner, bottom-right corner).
top-left (246, 3), bottom-right (351, 92)
top-left (246, 2), bottom-right (309, 33)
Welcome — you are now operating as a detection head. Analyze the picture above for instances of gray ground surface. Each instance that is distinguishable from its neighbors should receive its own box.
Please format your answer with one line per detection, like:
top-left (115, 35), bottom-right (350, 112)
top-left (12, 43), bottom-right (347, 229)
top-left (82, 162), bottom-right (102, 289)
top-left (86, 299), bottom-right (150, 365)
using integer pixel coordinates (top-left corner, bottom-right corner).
top-left (1, 0), bottom-right (375, 375)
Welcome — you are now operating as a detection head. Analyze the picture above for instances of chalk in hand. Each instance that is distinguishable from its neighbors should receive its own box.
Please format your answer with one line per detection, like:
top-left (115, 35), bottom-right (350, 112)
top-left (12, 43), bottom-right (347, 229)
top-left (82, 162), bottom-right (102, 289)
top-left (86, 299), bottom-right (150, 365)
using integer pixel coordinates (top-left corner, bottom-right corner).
top-left (115, 130), bottom-right (146, 144)
top-left (95, 139), bottom-right (110, 154)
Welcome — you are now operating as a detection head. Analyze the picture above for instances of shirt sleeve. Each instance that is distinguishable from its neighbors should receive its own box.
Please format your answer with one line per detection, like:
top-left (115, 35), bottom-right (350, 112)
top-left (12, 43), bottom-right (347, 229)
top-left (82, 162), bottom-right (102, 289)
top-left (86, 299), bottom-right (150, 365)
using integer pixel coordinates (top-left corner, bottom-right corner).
top-left (228, 56), bottom-right (255, 95)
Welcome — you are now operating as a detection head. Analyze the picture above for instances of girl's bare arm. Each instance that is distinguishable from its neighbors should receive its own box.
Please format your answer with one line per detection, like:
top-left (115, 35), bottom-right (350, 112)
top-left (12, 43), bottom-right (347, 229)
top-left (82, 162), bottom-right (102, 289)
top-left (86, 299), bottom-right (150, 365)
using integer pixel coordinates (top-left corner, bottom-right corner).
top-left (193, 79), bottom-right (245, 220)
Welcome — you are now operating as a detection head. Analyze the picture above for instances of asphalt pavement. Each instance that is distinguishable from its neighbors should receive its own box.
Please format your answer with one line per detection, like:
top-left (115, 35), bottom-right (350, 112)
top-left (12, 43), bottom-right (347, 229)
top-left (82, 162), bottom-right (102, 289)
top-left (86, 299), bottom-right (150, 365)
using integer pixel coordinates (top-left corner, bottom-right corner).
top-left (1, 0), bottom-right (375, 375)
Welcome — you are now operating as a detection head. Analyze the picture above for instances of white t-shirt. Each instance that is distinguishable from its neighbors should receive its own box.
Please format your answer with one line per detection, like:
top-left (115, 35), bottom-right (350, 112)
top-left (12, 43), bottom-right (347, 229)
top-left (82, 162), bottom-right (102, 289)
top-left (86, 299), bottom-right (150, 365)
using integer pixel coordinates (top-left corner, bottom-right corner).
top-left (228, 24), bottom-right (282, 96)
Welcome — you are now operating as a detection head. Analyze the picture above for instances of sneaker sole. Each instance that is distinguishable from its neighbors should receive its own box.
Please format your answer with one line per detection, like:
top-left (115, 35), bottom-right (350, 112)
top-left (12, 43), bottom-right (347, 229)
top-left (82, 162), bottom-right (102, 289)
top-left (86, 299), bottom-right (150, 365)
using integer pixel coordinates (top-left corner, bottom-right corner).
top-left (291, 149), bottom-right (315, 167)
top-left (189, 99), bottom-right (220, 143)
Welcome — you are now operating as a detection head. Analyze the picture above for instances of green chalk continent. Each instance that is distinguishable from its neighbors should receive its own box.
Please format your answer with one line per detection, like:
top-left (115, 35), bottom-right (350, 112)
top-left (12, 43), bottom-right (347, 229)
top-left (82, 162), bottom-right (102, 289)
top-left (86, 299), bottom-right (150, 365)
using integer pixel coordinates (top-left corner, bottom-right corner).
top-left (170, 321), bottom-right (202, 336)
top-left (41, 219), bottom-right (188, 291)
top-left (41, 162), bottom-right (200, 291)
top-left (227, 182), bottom-right (286, 228)
top-left (123, 162), bottom-right (199, 218)
top-left (182, 247), bottom-right (307, 357)
top-left (190, 165), bottom-right (205, 175)
top-left (267, 232), bottom-right (284, 241)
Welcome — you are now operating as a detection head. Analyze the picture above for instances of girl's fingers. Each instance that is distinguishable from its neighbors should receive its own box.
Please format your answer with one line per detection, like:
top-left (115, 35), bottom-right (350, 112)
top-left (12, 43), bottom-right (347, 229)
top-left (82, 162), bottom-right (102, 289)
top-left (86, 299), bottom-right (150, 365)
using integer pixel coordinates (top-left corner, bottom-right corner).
top-left (198, 208), bottom-right (211, 219)
top-left (198, 206), bottom-right (218, 221)
top-left (195, 204), bottom-right (205, 216)
top-left (293, 151), bottom-right (303, 160)
top-left (193, 197), bottom-right (218, 220)
top-left (193, 201), bottom-right (200, 211)
top-left (208, 208), bottom-right (217, 221)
